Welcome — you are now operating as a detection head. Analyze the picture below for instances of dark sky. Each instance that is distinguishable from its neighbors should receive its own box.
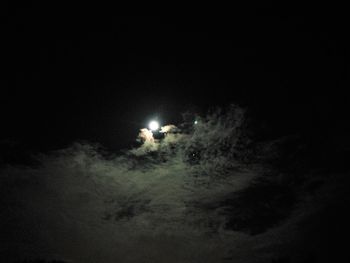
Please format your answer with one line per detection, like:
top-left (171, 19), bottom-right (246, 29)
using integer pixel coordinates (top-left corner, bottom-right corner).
top-left (1, 4), bottom-right (349, 152)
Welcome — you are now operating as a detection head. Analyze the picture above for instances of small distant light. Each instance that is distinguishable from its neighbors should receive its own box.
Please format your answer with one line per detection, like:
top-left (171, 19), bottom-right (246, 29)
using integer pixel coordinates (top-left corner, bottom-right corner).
top-left (194, 120), bottom-right (198, 125)
top-left (149, 120), bottom-right (160, 131)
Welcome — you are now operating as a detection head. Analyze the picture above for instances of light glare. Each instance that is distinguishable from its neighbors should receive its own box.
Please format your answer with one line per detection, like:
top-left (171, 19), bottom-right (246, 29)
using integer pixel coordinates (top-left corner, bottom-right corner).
top-left (149, 120), bottom-right (160, 131)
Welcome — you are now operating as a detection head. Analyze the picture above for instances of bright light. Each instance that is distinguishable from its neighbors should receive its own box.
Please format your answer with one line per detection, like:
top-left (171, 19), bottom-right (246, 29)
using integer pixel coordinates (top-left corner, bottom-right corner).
top-left (148, 120), bottom-right (160, 131)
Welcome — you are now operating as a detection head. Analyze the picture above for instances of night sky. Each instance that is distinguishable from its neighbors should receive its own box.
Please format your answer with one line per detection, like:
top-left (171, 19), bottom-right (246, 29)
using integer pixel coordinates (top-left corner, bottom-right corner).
top-left (1, 3), bottom-right (350, 263)
top-left (2, 4), bottom-right (348, 153)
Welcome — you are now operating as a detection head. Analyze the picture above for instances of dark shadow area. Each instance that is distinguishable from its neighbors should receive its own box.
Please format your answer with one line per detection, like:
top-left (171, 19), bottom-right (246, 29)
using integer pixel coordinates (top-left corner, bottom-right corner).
top-left (15, 260), bottom-right (68, 263)
top-left (220, 179), bottom-right (296, 235)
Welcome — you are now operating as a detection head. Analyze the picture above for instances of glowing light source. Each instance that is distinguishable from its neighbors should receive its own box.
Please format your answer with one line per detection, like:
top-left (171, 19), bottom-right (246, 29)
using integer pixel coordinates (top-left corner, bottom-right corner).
top-left (149, 120), bottom-right (160, 131)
